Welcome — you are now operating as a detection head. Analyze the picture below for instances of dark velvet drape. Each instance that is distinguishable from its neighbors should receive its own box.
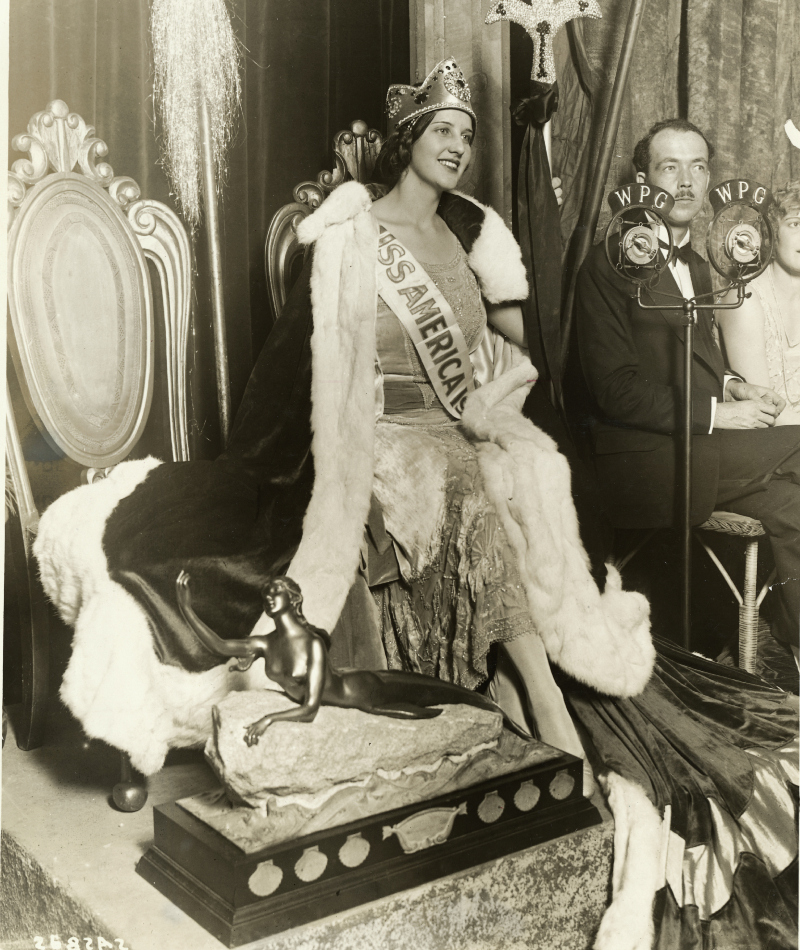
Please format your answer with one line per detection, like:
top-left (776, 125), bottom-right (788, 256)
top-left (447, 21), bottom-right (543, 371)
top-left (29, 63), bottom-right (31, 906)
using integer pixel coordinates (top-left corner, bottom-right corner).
top-left (7, 0), bottom-right (408, 509)
top-left (242, 0), bottom-right (409, 358)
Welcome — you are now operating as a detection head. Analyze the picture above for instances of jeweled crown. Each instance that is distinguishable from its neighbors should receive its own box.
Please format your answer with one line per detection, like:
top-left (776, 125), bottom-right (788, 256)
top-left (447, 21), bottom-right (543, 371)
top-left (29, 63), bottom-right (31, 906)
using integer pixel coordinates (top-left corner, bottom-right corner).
top-left (385, 58), bottom-right (477, 135)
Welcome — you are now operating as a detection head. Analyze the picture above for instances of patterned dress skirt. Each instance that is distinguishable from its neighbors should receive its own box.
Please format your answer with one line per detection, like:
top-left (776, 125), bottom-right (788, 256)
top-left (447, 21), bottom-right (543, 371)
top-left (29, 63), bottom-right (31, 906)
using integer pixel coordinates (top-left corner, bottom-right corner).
top-left (372, 419), bottom-right (534, 691)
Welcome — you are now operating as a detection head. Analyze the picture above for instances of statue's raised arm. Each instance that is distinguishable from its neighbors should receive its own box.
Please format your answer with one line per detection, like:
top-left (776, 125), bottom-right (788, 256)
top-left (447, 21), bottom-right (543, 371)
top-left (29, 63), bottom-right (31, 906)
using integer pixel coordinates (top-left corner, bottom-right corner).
top-left (176, 570), bottom-right (263, 668)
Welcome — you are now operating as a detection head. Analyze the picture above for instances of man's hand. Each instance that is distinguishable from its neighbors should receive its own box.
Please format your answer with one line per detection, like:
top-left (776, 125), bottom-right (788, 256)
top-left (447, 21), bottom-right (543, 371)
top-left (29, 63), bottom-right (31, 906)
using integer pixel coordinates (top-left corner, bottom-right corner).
top-left (717, 379), bottom-right (786, 428)
top-left (725, 379), bottom-right (786, 413)
top-left (714, 399), bottom-right (779, 429)
top-left (552, 177), bottom-right (563, 207)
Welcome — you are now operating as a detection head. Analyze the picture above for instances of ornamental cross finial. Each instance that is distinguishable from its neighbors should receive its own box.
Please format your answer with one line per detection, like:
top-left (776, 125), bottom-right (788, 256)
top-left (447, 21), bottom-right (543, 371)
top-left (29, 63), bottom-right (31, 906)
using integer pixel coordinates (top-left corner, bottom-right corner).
top-left (485, 0), bottom-right (601, 84)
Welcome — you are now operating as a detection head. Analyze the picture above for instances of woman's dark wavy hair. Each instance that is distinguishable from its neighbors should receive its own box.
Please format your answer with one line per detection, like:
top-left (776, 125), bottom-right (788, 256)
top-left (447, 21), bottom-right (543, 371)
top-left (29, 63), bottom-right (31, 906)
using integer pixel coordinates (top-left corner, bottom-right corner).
top-left (373, 112), bottom-right (437, 189)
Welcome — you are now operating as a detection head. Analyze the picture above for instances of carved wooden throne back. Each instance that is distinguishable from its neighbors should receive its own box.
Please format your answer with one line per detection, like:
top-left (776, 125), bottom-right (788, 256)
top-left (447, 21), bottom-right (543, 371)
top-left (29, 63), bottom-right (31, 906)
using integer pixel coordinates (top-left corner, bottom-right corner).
top-left (7, 99), bottom-right (193, 540)
top-left (264, 119), bottom-right (383, 322)
top-left (5, 100), bottom-right (193, 753)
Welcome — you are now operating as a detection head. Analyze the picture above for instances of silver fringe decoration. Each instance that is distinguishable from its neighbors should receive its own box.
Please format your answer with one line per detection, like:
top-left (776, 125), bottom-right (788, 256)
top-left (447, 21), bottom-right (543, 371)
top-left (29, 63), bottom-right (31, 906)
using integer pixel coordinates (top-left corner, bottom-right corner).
top-left (151, 0), bottom-right (242, 229)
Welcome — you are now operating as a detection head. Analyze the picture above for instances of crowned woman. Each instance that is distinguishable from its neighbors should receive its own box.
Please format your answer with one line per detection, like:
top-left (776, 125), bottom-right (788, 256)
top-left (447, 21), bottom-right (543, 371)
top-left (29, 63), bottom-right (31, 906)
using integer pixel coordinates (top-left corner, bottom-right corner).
top-left (35, 59), bottom-right (797, 950)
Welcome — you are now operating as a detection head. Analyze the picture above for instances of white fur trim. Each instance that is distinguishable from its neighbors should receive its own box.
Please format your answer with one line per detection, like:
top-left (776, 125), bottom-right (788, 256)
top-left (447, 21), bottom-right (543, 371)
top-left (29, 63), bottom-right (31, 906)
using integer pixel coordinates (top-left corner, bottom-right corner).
top-left (452, 191), bottom-right (529, 303)
top-left (297, 181), bottom-right (373, 246)
top-left (33, 458), bottom-right (261, 774)
top-left (296, 195), bottom-right (651, 693)
top-left (286, 205), bottom-right (380, 630)
top-left (594, 772), bottom-right (662, 950)
top-left (34, 458), bottom-right (163, 626)
top-left (462, 367), bottom-right (654, 697)
top-left (297, 183), bottom-right (529, 304)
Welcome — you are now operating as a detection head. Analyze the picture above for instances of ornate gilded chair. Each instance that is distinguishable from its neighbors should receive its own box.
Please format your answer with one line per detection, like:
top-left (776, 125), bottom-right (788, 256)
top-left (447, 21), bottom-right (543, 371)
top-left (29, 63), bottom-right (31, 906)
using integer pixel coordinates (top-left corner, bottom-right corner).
top-left (264, 119), bottom-right (383, 321)
top-left (6, 100), bottom-right (192, 804)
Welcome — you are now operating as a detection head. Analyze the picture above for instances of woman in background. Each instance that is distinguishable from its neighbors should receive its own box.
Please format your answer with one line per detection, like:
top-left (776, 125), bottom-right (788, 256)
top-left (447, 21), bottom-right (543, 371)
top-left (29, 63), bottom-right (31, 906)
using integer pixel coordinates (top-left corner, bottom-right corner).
top-left (720, 180), bottom-right (800, 424)
top-left (38, 59), bottom-right (651, 781)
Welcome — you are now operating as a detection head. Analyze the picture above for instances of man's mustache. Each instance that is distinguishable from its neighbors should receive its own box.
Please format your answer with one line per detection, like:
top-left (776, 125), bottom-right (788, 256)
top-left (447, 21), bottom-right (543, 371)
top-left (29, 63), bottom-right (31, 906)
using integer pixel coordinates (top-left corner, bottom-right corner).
top-left (675, 191), bottom-right (697, 199)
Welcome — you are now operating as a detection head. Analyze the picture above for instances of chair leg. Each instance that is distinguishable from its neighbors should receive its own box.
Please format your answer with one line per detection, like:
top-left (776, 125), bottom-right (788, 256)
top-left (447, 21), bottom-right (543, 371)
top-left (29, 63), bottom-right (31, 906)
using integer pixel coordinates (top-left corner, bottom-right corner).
top-left (616, 528), bottom-right (659, 571)
top-left (738, 540), bottom-right (759, 674)
top-left (113, 752), bottom-right (148, 812)
top-left (6, 514), bottom-right (50, 751)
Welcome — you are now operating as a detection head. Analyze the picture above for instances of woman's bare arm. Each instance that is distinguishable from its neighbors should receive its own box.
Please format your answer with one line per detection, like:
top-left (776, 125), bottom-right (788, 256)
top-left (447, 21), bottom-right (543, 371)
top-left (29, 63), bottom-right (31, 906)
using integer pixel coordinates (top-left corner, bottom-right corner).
top-left (487, 303), bottom-right (527, 347)
top-left (718, 286), bottom-right (771, 389)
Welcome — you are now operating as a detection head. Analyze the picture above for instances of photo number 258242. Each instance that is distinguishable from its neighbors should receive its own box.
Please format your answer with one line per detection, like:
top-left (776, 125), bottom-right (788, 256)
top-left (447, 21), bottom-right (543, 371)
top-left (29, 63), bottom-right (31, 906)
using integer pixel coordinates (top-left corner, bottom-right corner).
top-left (33, 938), bottom-right (129, 949)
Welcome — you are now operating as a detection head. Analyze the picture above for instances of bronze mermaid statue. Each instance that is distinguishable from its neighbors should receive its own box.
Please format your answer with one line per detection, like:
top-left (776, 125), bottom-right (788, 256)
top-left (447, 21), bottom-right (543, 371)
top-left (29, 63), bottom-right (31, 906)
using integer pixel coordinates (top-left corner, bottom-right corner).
top-left (176, 571), bottom-right (528, 746)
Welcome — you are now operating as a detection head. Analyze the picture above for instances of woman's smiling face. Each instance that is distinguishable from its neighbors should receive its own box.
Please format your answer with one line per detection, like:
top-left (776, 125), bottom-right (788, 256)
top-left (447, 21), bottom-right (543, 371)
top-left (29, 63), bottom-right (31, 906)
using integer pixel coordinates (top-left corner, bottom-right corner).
top-left (775, 209), bottom-right (800, 276)
top-left (407, 109), bottom-right (474, 191)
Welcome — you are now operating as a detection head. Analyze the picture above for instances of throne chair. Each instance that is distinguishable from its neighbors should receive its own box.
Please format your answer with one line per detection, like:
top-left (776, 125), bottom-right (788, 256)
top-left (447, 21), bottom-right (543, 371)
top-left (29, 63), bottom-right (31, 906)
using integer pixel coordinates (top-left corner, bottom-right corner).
top-left (6, 100), bottom-right (192, 805)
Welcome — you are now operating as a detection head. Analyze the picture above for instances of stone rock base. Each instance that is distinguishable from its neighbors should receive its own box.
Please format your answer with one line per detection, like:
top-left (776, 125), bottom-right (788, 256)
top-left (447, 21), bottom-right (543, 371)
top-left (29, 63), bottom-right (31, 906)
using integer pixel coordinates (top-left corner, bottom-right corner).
top-left (207, 690), bottom-right (505, 803)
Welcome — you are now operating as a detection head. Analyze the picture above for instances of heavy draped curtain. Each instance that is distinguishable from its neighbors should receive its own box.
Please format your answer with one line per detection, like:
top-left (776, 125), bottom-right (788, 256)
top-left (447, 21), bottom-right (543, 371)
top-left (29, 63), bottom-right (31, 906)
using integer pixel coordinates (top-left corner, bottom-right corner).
top-left (8, 0), bottom-right (408, 493)
top-left (534, 0), bottom-right (799, 246)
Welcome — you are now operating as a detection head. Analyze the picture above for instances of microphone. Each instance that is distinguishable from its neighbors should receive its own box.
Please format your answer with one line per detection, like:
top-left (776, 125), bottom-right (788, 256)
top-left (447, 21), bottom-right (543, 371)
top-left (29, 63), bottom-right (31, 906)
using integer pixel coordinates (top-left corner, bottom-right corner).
top-left (707, 179), bottom-right (774, 282)
top-left (604, 183), bottom-right (675, 285)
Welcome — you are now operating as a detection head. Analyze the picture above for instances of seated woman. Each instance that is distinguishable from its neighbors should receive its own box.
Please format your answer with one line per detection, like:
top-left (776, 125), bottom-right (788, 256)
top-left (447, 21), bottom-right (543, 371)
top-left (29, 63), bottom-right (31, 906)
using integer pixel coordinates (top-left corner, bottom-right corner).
top-left (36, 57), bottom-right (653, 779)
top-left (719, 180), bottom-right (800, 425)
top-left (35, 59), bottom-right (797, 950)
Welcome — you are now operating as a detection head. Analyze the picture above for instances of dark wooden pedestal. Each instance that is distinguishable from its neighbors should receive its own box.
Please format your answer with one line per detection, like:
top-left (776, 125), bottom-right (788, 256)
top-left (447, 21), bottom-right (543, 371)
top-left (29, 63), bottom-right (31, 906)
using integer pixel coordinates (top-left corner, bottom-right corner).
top-left (137, 751), bottom-right (600, 947)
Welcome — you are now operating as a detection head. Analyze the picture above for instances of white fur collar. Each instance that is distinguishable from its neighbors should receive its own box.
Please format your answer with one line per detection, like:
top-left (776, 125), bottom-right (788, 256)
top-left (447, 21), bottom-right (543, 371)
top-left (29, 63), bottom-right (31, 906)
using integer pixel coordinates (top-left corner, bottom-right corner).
top-left (296, 181), bottom-right (373, 245)
top-left (297, 181), bottom-right (529, 305)
top-left (450, 190), bottom-right (529, 303)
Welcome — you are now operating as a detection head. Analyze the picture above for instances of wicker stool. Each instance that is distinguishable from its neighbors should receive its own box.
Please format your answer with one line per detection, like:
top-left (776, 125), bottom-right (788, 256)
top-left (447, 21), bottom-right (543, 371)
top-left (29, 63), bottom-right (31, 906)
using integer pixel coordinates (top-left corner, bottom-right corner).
top-left (695, 512), bottom-right (775, 673)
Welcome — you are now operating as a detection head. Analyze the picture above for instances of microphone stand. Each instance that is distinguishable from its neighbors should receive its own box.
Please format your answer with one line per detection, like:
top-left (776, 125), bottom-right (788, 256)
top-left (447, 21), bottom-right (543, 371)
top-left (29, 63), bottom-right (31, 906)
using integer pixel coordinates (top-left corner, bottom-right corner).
top-left (636, 283), bottom-right (748, 650)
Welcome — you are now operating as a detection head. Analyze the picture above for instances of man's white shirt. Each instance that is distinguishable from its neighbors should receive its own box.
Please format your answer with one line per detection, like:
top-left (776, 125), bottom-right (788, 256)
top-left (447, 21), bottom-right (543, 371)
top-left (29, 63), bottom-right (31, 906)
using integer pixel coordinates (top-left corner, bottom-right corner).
top-left (653, 221), bottom-right (736, 432)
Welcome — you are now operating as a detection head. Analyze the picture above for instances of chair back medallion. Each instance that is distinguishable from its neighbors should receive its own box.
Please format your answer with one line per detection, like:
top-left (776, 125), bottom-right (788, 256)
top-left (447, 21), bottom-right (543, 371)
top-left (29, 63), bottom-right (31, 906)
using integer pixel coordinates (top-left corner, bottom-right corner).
top-left (8, 100), bottom-right (191, 468)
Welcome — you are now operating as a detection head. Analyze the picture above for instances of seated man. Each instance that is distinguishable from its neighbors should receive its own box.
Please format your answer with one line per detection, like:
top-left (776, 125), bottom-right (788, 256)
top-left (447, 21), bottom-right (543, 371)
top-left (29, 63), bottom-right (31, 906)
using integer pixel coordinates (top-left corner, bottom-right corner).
top-left (576, 117), bottom-right (800, 661)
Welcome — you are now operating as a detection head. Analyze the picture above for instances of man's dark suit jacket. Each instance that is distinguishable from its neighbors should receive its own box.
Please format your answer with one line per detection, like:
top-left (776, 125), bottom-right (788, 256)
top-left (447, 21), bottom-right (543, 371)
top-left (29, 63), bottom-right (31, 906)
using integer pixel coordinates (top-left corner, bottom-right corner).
top-left (576, 239), bottom-right (726, 529)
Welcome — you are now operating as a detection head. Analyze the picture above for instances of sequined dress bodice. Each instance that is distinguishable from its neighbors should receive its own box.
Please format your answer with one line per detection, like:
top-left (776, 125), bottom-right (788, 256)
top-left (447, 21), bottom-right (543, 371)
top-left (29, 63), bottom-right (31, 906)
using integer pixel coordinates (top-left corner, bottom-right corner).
top-left (376, 242), bottom-right (486, 419)
top-left (751, 269), bottom-right (800, 409)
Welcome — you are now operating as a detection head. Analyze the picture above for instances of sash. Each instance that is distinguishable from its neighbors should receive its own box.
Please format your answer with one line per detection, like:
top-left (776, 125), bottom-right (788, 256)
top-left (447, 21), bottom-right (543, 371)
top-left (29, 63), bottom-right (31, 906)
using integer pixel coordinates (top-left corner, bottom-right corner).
top-left (376, 227), bottom-right (475, 418)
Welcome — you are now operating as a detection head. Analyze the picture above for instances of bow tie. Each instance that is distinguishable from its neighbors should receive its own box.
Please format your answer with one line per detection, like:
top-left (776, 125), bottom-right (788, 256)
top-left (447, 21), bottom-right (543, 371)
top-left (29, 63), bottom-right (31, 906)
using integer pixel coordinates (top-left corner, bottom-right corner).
top-left (659, 240), bottom-right (694, 267)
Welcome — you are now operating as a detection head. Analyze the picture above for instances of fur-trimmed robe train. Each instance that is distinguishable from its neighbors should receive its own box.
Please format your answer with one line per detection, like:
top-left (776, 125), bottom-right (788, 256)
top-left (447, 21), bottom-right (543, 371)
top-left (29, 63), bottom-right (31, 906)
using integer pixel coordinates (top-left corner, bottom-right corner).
top-left (35, 181), bottom-right (652, 774)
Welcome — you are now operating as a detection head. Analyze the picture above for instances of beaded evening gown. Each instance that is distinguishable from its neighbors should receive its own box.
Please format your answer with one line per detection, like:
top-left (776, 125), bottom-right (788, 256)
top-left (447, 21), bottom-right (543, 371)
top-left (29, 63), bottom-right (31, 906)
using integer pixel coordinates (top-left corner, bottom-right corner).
top-left (371, 243), bottom-right (534, 689)
top-left (751, 267), bottom-right (800, 414)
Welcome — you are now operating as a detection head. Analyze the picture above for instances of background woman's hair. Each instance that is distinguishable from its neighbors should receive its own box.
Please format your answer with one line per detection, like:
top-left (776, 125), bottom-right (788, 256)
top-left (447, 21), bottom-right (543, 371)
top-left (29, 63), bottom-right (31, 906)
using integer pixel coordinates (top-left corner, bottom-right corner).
top-left (768, 180), bottom-right (800, 230)
top-left (373, 111), bottom-right (436, 188)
